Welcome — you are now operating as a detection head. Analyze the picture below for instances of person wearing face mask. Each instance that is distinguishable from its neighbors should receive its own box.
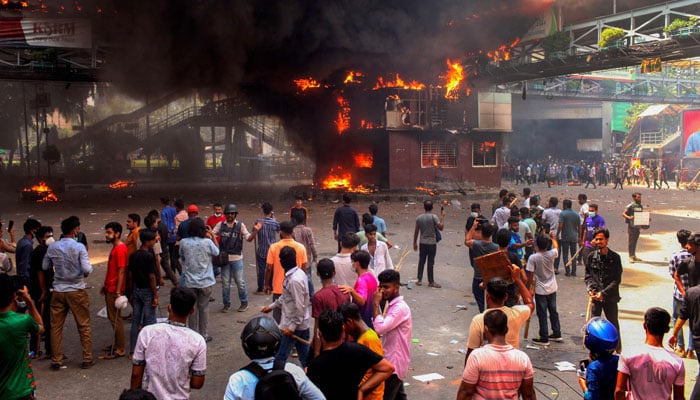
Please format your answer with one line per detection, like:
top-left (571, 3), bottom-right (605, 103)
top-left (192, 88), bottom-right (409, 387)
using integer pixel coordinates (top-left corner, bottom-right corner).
top-left (465, 203), bottom-right (483, 232)
top-left (580, 204), bottom-right (606, 268)
top-left (206, 203), bottom-right (225, 230)
top-left (584, 228), bottom-right (622, 352)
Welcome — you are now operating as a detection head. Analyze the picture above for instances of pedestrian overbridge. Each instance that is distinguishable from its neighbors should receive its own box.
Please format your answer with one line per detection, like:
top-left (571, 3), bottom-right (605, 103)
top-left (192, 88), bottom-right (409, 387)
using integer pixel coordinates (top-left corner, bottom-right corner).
top-left (481, 0), bottom-right (700, 85)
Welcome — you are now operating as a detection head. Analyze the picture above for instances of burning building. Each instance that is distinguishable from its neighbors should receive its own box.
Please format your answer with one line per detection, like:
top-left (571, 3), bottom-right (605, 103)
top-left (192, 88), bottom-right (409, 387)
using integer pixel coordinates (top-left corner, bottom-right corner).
top-left (311, 77), bottom-right (510, 191)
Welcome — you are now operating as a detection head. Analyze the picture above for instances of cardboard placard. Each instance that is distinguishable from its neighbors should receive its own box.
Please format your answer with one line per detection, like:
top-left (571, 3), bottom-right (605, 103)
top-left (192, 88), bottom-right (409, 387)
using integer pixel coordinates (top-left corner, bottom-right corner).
top-left (474, 251), bottom-right (515, 283)
top-left (633, 211), bottom-right (650, 228)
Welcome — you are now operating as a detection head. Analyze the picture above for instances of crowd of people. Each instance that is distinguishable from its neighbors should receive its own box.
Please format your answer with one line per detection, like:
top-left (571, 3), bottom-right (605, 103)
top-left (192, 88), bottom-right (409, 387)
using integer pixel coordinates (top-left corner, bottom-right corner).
top-left (503, 158), bottom-right (677, 190)
top-left (0, 184), bottom-right (697, 400)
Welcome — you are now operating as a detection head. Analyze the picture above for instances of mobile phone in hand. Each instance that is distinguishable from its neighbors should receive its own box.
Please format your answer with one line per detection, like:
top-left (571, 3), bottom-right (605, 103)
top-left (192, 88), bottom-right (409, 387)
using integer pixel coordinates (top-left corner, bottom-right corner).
top-left (7, 220), bottom-right (13, 232)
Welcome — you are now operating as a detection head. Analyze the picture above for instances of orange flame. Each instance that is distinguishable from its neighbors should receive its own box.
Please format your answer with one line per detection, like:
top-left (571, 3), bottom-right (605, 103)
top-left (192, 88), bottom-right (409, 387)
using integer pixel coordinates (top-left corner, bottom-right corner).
top-left (321, 166), bottom-right (375, 193)
top-left (479, 141), bottom-right (496, 152)
top-left (109, 180), bottom-right (136, 189)
top-left (353, 153), bottom-right (374, 168)
top-left (360, 120), bottom-right (379, 129)
top-left (294, 77), bottom-right (321, 92)
top-left (443, 59), bottom-right (464, 99)
top-left (344, 71), bottom-right (364, 84)
top-left (23, 181), bottom-right (59, 202)
top-left (373, 74), bottom-right (425, 90)
top-left (487, 37), bottom-right (521, 63)
top-left (334, 95), bottom-right (351, 134)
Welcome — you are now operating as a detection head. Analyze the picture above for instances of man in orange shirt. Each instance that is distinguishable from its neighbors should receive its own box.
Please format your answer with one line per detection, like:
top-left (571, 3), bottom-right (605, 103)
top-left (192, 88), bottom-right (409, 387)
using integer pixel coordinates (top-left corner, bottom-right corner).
top-left (264, 221), bottom-right (307, 323)
top-left (102, 221), bottom-right (128, 358)
top-left (341, 301), bottom-right (385, 400)
top-left (125, 214), bottom-right (141, 257)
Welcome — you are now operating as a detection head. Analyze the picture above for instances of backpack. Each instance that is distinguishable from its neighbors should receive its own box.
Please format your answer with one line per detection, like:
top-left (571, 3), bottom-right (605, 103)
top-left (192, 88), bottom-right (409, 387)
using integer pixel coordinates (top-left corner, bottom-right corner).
top-left (242, 360), bottom-right (302, 400)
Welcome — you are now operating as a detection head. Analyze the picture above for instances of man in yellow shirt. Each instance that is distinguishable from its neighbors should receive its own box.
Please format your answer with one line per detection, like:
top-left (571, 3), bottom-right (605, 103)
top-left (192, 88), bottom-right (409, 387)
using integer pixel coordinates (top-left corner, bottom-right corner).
top-left (340, 301), bottom-right (385, 400)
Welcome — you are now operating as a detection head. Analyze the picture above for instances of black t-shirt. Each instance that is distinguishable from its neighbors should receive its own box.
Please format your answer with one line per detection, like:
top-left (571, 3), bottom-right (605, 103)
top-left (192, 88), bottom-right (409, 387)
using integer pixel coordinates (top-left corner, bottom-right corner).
top-left (469, 240), bottom-right (499, 280)
top-left (157, 221), bottom-right (169, 244)
top-left (680, 285), bottom-right (700, 350)
top-left (29, 244), bottom-right (51, 297)
top-left (307, 342), bottom-right (383, 400)
top-left (678, 261), bottom-right (700, 288)
top-left (128, 249), bottom-right (156, 289)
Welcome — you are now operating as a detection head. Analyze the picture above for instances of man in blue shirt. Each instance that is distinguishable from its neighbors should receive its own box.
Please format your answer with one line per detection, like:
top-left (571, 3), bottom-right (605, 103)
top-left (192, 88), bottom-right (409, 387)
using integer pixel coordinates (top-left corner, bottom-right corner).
top-left (248, 202), bottom-right (280, 294)
top-left (15, 218), bottom-right (40, 287)
top-left (580, 204), bottom-right (606, 265)
top-left (43, 216), bottom-right (94, 370)
top-left (224, 316), bottom-right (324, 400)
top-left (369, 204), bottom-right (387, 235)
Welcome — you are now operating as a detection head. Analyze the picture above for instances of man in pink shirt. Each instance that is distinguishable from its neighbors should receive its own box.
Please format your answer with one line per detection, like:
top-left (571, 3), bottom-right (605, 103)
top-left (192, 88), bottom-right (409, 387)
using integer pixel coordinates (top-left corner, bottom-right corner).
top-left (372, 269), bottom-right (411, 400)
top-left (457, 309), bottom-right (535, 400)
top-left (339, 250), bottom-right (377, 329)
top-left (615, 307), bottom-right (685, 400)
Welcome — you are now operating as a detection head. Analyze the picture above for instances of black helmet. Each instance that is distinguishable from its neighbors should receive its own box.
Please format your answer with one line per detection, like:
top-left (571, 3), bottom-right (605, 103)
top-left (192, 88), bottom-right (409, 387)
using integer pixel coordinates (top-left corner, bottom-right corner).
top-left (224, 204), bottom-right (238, 214)
top-left (241, 316), bottom-right (281, 359)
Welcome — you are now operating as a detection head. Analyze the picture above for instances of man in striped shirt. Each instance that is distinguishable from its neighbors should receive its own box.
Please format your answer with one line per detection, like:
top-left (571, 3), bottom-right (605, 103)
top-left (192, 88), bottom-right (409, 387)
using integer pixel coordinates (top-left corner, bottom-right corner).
top-left (248, 202), bottom-right (279, 294)
top-left (669, 229), bottom-right (694, 358)
top-left (457, 309), bottom-right (535, 400)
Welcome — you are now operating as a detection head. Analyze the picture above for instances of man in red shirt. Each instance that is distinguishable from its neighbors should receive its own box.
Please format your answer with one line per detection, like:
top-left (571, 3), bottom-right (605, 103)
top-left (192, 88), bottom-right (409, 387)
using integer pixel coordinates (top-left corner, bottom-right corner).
top-left (206, 203), bottom-right (225, 230)
top-left (102, 221), bottom-right (128, 358)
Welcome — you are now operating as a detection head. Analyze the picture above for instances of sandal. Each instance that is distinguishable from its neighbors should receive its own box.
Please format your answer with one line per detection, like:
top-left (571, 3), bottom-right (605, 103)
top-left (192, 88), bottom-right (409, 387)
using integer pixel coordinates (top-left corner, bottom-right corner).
top-left (415, 281), bottom-right (422, 286)
top-left (429, 282), bottom-right (442, 288)
top-left (102, 352), bottom-right (125, 360)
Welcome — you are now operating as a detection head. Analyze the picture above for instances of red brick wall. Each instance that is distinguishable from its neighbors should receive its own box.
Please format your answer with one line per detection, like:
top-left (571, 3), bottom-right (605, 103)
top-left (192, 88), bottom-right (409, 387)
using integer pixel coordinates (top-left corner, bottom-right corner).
top-left (387, 131), bottom-right (502, 189)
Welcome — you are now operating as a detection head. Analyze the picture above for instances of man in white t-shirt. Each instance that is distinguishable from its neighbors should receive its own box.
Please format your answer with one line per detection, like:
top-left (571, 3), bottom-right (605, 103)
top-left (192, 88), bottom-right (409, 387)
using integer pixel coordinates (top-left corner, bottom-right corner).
top-left (615, 307), bottom-right (684, 400)
top-left (465, 273), bottom-right (534, 363)
top-left (526, 233), bottom-right (561, 346)
top-left (131, 287), bottom-right (207, 399)
top-left (457, 309), bottom-right (535, 400)
top-left (332, 232), bottom-right (360, 287)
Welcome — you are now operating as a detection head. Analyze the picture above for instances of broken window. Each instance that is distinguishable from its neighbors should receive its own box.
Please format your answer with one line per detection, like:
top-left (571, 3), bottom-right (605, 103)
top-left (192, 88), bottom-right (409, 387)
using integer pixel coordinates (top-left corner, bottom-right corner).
top-left (421, 141), bottom-right (457, 168)
top-left (473, 141), bottom-right (497, 167)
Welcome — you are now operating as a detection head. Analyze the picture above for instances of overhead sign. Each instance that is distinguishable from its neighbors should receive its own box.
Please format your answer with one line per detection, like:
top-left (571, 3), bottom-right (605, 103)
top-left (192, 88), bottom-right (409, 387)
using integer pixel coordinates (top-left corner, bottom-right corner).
top-left (521, 7), bottom-right (559, 43)
top-left (0, 18), bottom-right (91, 49)
top-left (682, 109), bottom-right (700, 157)
top-left (570, 68), bottom-right (636, 83)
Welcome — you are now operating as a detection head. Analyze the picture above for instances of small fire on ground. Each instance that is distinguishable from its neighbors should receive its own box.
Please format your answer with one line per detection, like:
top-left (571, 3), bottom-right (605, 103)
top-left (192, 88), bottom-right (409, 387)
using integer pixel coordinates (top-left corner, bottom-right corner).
top-left (109, 180), bottom-right (136, 189)
top-left (321, 166), bottom-right (375, 193)
top-left (22, 181), bottom-right (59, 202)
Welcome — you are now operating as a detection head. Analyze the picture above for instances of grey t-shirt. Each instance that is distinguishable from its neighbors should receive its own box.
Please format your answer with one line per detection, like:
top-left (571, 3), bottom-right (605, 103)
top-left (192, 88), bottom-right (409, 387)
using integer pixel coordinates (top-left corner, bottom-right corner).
top-left (416, 213), bottom-right (440, 245)
top-left (558, 209), bottom-right (581, 242)
top-left (469, 240), bottom-right (499, 279)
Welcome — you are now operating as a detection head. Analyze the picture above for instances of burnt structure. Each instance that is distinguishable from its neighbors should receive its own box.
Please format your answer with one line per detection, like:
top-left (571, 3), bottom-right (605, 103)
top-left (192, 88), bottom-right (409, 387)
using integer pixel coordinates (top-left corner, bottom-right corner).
top-left (319, 86), bottom-right (508, 190)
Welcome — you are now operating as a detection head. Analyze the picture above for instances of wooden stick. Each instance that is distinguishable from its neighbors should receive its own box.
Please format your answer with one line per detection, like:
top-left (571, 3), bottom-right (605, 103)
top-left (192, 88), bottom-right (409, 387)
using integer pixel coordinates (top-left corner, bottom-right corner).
top-left (565, 246), bottom-right (584, 268)
top-left (583, 296), bottom-right (594, 349)
top-left (291, 334), bottom-right (311, 346)
top-left (523, 280), bottom-right (535, 339)
top-left (394, 246), bottom-right (411, 272)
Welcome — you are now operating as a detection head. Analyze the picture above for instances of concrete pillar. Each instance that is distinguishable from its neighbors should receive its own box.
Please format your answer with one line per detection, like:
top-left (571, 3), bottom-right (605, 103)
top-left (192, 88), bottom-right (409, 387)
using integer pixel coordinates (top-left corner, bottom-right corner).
top-left (601, 102), bottom-right (613, 159)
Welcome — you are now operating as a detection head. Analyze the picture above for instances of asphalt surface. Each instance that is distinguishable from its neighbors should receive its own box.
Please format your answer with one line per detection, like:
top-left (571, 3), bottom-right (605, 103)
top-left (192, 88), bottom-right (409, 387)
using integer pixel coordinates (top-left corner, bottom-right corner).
top-left (5, 180), bottom-right (698, 400)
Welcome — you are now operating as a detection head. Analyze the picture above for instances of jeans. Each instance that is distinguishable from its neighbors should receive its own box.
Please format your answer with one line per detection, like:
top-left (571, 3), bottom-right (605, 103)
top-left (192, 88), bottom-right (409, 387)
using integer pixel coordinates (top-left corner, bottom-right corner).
top-left (673, 297), bottom-right (691, 350)
top-left (591, 299), bottom-right (621, 352)
top-left (628, 226), bottom-right (640, 257)
top-left (221, 259), bottom-right (248, 306)
top-left (560, 241), bottom-right (577, 274)
top-left (417, 243), bottom-right (437, 283)
top-left (383, 374), bottom-right (408, 400)
top-left (160, 248), bottom-right (178, 285)
top-left (276, 328), bottom-right (310, 368)
top-left (472, 277), bottom-right (485, 313)
top-left (272, 294), bottom-right (282, 324)
top-left (535, 292), bottom-right (561, 340)
top-left (307, 261), bottom-right (316, 300)
top-left (169, 242), bottom-right (181, 275)
top-left (51, 289), bottom-right (92, 364)
top-left (256, 253), bottom-right (267, 292)
top-left (105, 291), bottom-right (125, 352)
top-left (187, 286), bottom-right (212, 338)
top-left (130, 288), bottom-right (157, 353)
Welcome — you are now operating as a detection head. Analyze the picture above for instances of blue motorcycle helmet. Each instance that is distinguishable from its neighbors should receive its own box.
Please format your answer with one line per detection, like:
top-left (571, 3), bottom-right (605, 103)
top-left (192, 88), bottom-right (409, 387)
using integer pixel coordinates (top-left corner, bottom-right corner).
top-left (584, 317), bottom-right (619, 355)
